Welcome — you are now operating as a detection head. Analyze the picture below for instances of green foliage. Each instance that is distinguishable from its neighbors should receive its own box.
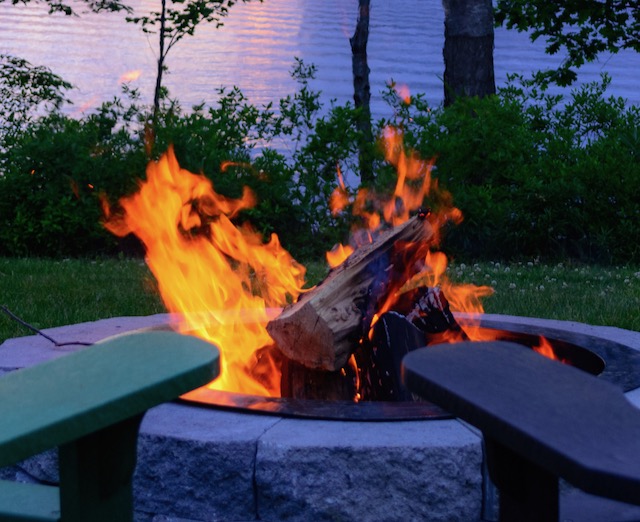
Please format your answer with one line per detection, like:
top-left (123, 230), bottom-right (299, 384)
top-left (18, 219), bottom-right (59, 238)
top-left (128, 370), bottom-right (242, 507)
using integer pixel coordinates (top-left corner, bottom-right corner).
top-left (0, 103), bottom-right (146, 257)
top-left (0, 55), bottom-right (72, 145)
top-left (2, 0), bottom-right (131, 16)
top-left (0, 59), bottom-right (360, 260)
top-left (2, 57), bottom-right (639, 266)
top-left (495, 0), bottom-right (640, 85)
top-left (383, 74), bottom-right (640, 263)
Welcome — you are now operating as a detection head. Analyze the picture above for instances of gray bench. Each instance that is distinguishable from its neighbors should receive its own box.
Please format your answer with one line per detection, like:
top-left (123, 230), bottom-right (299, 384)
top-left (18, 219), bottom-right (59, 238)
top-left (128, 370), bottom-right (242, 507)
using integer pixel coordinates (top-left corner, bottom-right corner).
top-left (0, 330), bottom-right (219, 522)
top-left (402, 340), bottom-right (640, 522)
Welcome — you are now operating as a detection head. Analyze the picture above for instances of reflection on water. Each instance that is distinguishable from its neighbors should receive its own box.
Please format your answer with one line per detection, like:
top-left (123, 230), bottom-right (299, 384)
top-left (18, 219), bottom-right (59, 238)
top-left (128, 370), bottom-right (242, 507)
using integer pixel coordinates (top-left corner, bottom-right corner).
top-left (0, 0), bottom-right (638, 118)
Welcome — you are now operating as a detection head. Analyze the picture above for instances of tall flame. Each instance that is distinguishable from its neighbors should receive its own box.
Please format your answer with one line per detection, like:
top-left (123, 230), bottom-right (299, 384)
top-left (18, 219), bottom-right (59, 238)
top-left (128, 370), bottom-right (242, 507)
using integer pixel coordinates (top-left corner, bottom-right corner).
top-left (328, 127), bottom-right (491, 327)
top-left (104, 146), bottom-right (306, 396)
top-left (104, 127), bottom-right (497, 398)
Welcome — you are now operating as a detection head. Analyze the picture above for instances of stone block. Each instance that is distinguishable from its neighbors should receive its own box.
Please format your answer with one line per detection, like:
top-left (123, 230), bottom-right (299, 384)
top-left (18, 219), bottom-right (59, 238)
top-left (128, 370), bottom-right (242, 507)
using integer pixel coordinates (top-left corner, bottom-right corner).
top-left (255, 418), bottom-right (483, 522)
top-left (134, 403), bottom-right (279, 521)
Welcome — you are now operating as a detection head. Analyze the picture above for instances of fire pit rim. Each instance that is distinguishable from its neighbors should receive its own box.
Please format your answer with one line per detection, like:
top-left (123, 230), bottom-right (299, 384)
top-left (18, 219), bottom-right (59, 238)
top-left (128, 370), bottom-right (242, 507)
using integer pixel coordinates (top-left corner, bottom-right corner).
top-left (126, 314), bottom-right (640, 421)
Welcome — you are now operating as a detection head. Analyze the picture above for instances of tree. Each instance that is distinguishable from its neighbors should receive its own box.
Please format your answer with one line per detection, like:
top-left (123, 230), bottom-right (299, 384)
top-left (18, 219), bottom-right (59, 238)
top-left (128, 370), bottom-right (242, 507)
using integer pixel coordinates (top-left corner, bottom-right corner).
top-left (442, 0), bottom-right (496, 106)
top-left (495, 0), bottom-right (640, 85)
top-left (1, 0), bottom-right (130, 16)
top-left (126, 0), bottom-right (260, 127)
top-left (0, 54), bottom-right (72, 147)
top-left (0, 0), bottom-right (131, 144)
top-left (350, 0), bottom-right (373, 183)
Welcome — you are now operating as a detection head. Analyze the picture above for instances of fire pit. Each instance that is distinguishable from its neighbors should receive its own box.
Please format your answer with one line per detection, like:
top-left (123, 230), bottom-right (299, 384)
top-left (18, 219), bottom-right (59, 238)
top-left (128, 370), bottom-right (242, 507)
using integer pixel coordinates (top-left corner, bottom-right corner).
top-left (2, 313), bottom-right (640, 522)
top-left (177, 314), bottom-right (640, 420)
top-left (8, 139), bottom-right (638, 520)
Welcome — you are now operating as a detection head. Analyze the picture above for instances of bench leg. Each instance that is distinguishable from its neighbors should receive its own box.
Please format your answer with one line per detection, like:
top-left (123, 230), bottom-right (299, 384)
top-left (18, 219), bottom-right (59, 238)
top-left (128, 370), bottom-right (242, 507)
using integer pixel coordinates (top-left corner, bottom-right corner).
top-left (58, 414), bottom-right (143, 522)
top-left (484, 436), bottom-right (559, 522)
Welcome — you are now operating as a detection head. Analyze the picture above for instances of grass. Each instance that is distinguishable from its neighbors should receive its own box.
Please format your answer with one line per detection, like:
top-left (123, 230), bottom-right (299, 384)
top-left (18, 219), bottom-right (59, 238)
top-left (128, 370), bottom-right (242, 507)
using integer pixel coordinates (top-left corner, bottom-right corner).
top-left (447, 260), bottom-right (640, 331)
top-left (1, 256), bottom-right (639, 344)
top-left (0, 257), bottom-right (164, 343)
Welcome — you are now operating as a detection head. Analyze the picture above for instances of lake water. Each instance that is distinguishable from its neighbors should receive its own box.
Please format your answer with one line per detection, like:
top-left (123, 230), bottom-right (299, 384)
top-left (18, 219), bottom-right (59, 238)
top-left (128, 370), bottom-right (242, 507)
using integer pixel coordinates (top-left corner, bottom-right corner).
top-left (1, 0), bottom-right (639, 120)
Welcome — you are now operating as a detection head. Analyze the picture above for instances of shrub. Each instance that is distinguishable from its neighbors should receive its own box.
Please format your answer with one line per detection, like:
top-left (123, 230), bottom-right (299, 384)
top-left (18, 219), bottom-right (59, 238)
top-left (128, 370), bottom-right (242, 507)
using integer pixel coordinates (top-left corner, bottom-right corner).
top-left (0, 60), bottom-right (362, 260)
top-left (0, 109), bottom-right (145, 257)
top-left (382, 74), bottom-right (640, 263)
top-left (2, 65), bottom-right (639, 265)
top-left (0, 55), bottom-right (72, 147)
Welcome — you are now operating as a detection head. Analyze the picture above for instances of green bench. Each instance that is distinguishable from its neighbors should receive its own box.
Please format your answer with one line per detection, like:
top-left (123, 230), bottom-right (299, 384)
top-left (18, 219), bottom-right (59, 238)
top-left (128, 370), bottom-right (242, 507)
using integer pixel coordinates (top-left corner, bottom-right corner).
top-left (402, 340), bottom-right (640, 522)
top-left (0, 330), bottom-right (219, 522)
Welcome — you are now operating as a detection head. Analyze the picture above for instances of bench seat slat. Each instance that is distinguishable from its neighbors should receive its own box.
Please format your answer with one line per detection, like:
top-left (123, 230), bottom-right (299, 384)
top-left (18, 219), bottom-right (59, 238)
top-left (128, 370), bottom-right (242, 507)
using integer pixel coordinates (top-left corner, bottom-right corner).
top-left (0, 480), bottom-right (60, 522)
top-left (0, 331), bottom-right (219, 468)
top-left (402, 341), bottom-right (640, 505)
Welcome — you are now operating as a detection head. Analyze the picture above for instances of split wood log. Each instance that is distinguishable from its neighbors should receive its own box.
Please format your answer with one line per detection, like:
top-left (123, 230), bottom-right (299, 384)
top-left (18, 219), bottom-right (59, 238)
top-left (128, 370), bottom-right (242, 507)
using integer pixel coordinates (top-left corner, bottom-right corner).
top-left (267, 214), bottom-right (435, 371)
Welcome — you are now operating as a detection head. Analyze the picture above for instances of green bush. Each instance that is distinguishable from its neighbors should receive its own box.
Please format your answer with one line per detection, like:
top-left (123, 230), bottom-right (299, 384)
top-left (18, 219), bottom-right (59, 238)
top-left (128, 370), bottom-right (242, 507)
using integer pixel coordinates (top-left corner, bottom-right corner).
top-left (0, 60), bottom-right (361, 260)
top-left (2, 65), bottom-right (639, 265)
top-left (0, 108), bottom-right (145, 257)
top-left (0, 55), bottom-right (72, 146)
top-left (382, 74), bottom-right (640, 263)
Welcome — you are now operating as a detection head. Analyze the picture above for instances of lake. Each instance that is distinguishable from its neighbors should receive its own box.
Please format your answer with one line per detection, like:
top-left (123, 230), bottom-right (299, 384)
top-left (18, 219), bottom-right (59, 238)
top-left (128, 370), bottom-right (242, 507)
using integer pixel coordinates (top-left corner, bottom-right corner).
top-left (1, 0), bottom-right (639, 120)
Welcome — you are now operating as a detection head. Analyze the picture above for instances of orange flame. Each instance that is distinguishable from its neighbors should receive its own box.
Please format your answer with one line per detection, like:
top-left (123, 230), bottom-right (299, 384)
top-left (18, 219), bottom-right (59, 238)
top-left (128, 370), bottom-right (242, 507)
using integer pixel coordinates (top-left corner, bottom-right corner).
top-left (533, 336), bottom-right (562, 361)
top-left (326, 243), bottom-right (354, 267)
top-left (329, 127), bottom-right (491, 325)
top-left (329, 165), bottom-right (350, 216)
top-left (104, 126), bottom-right (495, 399)
top-left (394, 83), bottom-right (412, 105)
top-left (104, 146), bottom-right (306, 396)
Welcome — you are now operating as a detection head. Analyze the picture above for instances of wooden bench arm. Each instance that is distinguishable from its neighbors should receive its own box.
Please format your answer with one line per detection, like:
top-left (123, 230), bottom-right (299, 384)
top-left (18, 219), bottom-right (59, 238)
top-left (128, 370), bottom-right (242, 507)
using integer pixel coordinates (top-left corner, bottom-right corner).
top-left (402, 341), bottom-right (640, 521)
top-left (0, 331), bottom-right (219, 522)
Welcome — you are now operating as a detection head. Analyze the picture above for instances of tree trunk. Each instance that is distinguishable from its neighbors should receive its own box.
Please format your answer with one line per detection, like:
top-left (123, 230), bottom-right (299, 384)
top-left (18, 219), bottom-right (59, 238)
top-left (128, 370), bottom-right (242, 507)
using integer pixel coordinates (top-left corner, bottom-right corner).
top-left (350, 0), bottom-right (374, 184)
top-left (442, 0), bottom-right (496, 106)
top-left (148, 0), bottom-right (167, 150)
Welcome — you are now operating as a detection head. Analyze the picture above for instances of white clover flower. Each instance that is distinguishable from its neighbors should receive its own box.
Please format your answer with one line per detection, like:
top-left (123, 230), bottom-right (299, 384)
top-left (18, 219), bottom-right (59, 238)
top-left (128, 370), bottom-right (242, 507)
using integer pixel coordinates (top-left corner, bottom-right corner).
top-left (509, 283), bottom-right (517, 289)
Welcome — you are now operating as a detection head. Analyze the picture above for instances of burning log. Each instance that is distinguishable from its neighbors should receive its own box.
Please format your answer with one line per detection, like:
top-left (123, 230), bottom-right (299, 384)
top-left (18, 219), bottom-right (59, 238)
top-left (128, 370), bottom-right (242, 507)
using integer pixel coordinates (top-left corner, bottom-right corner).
top-left (267, 214), bottom-right (435, 371)
top-left (358, 290), bottom-right (469, 401)
top-left (393, 286), bottom-right (468, 340)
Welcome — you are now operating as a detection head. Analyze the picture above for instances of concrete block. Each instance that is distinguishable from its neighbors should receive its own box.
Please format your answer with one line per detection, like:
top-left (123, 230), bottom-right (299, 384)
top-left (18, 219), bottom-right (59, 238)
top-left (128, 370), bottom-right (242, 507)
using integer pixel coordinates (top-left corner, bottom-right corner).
top-left (255, 418), bottom-right (483, 522)
top-left (134, 403), bottom-right (279, 521)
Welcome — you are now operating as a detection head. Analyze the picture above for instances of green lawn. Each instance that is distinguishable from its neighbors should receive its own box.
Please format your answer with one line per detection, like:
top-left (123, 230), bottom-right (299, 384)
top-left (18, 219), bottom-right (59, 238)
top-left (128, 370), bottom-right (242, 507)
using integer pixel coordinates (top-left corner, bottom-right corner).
top-left (447, 260), bottom-right (640, 330)
top-left (0, 257), bottom-right (165, 343)
top-left (1, 257), bottom-right (639, 344)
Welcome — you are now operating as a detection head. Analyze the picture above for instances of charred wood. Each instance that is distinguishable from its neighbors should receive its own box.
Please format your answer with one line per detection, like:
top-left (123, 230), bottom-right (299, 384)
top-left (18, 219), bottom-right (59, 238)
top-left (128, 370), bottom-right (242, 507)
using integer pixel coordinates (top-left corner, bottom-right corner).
top-left (267, 215), bottom-right (435, 371)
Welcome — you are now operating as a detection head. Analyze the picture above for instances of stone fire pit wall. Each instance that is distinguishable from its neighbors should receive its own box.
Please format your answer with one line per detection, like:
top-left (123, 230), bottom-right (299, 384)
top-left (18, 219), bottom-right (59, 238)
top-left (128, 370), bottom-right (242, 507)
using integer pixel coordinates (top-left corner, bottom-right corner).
top-left (2, 314), bottom-right (640, 522)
